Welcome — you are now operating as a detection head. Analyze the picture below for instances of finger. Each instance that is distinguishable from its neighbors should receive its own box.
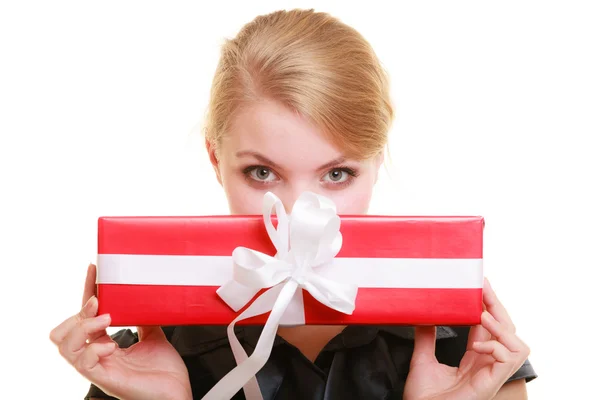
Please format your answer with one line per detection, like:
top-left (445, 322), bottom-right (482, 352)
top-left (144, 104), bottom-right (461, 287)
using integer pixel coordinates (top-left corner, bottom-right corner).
top-left (59, 314), bottom-right (111, 364)
top-left (75, 341), bottom-right (117, 374)
top-left (467, 324), bottom-right (492, 350)
top-left (137, 326), bottom-right (167, 341)
top-left (82, 263), bottom-right (97, 308)
top-left (87, 328), bottom-right (110, 345)
top-left (88, 330), bottom-right (115, 345)
top-left (411, 326), bottom-right (437, 366)
top-left (481, 311), bottom-right (528, 354)
top-left (483, 278), bottom-right (515, 333)
top-left (50, 295), bottom-right (99, 345)
top-left (472, 340), bottom-right (512, 363)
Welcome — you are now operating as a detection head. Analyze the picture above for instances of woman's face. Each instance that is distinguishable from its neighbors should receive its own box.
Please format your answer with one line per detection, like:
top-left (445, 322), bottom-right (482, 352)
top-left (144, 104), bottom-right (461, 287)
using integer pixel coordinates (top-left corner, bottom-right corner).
top-left (208, 99), bottom-right (383, 215)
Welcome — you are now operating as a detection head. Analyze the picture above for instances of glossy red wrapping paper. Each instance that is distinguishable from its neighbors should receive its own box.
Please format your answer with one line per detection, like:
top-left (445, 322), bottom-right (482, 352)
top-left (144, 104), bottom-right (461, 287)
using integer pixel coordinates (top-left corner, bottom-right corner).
top-left (96, 215), bottom-right (484, 326)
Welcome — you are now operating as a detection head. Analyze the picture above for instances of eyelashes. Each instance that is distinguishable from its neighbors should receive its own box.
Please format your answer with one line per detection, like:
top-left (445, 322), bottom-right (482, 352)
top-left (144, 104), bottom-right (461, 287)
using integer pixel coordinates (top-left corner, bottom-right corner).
top-left (242, 165), bottom-right (359, 189)
top-left (243, 165), bottom-right (278, 183)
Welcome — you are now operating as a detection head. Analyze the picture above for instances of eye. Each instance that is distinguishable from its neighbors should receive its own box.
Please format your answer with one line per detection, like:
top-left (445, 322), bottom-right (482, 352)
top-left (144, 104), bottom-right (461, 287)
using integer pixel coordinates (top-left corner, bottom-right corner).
top-left (246, 166), bottom-right (277, 182)
top-left (323, 168), bottom-right (350, 183)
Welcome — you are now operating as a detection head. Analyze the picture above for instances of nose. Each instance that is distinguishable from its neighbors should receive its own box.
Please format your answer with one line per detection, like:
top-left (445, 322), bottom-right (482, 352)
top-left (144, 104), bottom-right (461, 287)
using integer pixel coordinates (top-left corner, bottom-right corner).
top-left (277, 184), bottom-right (316, 214)
top-left (279, 192), bottom-right (299, 214)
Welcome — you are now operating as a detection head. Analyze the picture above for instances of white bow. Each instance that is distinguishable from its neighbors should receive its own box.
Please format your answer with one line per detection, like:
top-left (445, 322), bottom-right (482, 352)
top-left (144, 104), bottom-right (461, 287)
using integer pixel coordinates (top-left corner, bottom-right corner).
top-left (202, 191), bottom-right (358, 400)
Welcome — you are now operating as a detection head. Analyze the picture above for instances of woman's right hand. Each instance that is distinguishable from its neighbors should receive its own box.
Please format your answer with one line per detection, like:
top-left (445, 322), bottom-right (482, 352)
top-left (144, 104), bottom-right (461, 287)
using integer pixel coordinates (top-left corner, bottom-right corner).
top-left (50, 264), bottom-right (192, 400)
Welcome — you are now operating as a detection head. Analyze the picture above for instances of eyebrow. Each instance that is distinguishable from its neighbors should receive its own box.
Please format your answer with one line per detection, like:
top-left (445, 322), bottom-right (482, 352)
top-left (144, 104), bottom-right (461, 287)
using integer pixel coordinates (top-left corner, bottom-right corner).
top-left (235, 150), bottom-right (348, 171)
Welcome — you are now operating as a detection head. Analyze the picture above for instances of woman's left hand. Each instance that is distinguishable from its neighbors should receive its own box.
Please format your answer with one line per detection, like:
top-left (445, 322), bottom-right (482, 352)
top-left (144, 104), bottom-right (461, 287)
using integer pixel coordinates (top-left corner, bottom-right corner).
top-left (403, 278), bottom-right (530, 400)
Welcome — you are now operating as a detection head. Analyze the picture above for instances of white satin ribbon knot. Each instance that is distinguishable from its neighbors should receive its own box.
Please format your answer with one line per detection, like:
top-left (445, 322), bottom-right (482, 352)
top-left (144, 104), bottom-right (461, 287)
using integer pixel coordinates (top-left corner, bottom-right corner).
top-left (201, 191), bottom-right (358, 400)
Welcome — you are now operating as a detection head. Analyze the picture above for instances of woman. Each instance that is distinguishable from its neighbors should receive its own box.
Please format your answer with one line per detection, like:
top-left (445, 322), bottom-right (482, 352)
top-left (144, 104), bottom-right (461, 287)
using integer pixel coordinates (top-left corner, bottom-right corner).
top-left (50, 9), bottom-right (536, 400)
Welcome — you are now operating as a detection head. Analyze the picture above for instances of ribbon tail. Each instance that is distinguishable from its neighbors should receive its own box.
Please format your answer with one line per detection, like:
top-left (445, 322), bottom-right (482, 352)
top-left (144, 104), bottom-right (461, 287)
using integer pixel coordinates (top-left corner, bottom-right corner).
top-left (216, 280), bottom-right (261, 312)
top-left (201, 280), bottom-right (299, 400)
top-left (303, 273), bottom-right (358, 315)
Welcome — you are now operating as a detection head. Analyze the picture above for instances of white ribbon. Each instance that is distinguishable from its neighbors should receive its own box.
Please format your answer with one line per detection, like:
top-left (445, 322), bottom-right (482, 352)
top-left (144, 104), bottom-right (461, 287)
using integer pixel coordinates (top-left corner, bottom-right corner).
top-left (201, 191), bottom-right (358, 400)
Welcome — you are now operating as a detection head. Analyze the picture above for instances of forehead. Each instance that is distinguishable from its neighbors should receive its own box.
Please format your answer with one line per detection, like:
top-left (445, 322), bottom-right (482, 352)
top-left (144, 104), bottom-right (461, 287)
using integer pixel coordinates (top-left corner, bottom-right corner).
top-left (222, 100), bottom-right (343, 167)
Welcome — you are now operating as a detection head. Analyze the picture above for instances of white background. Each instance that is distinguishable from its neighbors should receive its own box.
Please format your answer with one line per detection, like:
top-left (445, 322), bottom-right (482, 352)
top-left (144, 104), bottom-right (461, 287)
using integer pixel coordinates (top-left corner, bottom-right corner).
top-left (1, 1), bottom-right (599, 399)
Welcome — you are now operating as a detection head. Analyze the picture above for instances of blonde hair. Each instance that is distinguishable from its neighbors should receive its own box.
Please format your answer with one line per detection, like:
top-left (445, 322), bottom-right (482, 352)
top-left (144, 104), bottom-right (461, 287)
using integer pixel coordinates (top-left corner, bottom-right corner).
top-left (205, 9), bottom-right (394, 160)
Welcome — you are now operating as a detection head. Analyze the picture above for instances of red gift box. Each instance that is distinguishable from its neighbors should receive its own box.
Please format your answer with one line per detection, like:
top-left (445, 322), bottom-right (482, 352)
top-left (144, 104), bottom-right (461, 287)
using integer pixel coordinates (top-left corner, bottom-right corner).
top-left (96, 214), bottom-right (484, 326)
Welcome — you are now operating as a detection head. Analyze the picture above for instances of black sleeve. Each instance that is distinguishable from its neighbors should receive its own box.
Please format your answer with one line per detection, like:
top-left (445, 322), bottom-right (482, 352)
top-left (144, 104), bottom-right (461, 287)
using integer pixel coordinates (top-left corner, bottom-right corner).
top-left (84, 327), bottom-right (176, 400)
top-left (506, 358), bottom-right (537, 383)
top-left (435, 327), bottom-right (538, 383)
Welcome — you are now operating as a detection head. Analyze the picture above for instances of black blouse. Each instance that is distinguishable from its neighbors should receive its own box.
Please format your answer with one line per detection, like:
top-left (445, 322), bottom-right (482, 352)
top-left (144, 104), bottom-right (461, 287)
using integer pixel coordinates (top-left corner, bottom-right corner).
top-left (86, 325), bottom-right (537, 399)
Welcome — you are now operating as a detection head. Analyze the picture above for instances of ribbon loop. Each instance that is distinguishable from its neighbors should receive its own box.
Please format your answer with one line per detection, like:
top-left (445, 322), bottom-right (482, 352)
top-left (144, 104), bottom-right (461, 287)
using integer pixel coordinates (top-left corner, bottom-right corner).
top-left (205, 191), bottom-right (358, 400)
top-left (262, 192), bottom-right (289, 257)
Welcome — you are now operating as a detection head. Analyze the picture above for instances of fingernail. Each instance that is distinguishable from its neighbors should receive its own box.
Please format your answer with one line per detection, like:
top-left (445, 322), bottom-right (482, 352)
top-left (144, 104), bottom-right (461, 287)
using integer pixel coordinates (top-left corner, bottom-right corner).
top-left (98, 314), bottom-right (111, 324)
top-left (85, 295), bottom-right (97, 311)
top-left (84, 295), bottom-right (94, 309)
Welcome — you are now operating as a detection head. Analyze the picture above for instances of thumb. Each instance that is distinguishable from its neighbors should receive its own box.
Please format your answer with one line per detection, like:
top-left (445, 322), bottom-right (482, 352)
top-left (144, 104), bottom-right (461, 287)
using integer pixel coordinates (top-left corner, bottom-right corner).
top-left (82, 263), bottom-right (98, 308)
top-left (137, 326), bottom-right (167, 341)
top-left (411, 326), bottom-right (437, 366)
